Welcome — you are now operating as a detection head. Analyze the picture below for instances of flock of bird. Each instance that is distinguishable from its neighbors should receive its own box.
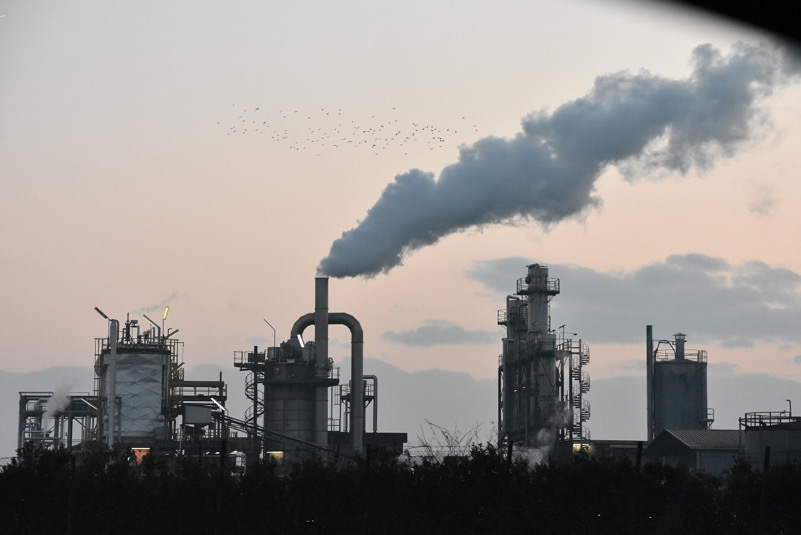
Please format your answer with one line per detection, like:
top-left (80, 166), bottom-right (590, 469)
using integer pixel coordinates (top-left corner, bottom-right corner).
top-left (219, 105), bottom-right (481, 156)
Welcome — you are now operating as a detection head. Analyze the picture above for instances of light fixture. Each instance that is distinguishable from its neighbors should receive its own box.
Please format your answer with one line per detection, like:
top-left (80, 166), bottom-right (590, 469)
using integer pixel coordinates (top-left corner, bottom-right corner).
top-left (210, 397), bottom-right (227, 414)
top-left (80, 398), bottom-right (98, 411)
top-left (142, 314), bottom-right (158, 329)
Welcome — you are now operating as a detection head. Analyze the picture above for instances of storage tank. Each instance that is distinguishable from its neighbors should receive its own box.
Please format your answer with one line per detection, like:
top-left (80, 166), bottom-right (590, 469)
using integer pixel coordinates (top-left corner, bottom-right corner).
top-left (741, 411), bottom-right (801, 466)
top-left (647, 328), bottom-right (710, 440)
top-left (260, 340), bottom-right (321, 447)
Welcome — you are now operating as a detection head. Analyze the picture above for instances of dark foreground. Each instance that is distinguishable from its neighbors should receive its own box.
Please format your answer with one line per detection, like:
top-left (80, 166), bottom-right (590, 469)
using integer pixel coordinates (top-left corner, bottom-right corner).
top-left (2, 443), bottom-right (799, 534)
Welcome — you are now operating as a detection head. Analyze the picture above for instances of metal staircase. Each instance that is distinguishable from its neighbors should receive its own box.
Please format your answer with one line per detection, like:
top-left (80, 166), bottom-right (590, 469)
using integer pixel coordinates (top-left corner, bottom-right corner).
top-left (244, 372), bottom-right (264, 429)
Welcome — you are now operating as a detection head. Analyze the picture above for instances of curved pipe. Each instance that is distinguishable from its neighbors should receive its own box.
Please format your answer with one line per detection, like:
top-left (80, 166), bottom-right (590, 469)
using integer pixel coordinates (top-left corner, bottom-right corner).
top-left (291, 312), bottom-right (363, 342)
top-left (290, 313), bottom-right (314, 338)
top-left (291, 311), bottom-right (365, 453)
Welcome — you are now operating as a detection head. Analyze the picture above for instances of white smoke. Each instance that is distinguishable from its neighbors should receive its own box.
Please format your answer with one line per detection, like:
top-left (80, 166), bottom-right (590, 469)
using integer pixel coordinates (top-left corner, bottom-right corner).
top-left (318, 42), bottom-right (800, 279)
top-left (43, 382), bottom-right (77, 421)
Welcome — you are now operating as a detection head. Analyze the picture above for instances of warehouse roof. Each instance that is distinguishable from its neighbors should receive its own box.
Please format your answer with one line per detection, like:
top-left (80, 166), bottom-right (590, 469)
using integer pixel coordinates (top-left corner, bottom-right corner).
top-left (645, 429), bottom-right (741, 457)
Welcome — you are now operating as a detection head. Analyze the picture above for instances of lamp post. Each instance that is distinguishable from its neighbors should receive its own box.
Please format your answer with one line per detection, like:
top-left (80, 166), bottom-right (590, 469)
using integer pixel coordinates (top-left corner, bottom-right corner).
top-left (263, 319), bottom-right (276, 357)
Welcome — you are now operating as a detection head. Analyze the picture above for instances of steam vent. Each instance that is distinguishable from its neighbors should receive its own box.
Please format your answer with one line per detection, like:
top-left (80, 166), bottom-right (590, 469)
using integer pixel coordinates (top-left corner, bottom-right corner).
top-left (497, 263), bottom-right (590, 455)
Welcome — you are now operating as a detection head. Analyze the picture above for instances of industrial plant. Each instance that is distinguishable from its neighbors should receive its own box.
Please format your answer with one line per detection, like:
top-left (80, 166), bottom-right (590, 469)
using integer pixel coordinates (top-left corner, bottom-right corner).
top-left (497, 263), bottom-right (590, 457)
top-left (17, 277), bottom-right (406, 466)
top-left (15, 264), bottom-right (801, 474)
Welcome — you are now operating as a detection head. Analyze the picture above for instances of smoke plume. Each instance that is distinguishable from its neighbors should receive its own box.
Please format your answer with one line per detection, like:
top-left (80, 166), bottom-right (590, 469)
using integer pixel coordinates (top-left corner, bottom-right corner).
top-left (318, 43), bottom-right (799, 278)
top-left (43, 382), bottom-right (77, 421)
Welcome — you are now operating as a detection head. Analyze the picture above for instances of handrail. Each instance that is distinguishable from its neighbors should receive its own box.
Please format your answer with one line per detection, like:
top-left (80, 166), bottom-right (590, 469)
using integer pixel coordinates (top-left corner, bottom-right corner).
top-left (215, 413), bottom-right (353, 461)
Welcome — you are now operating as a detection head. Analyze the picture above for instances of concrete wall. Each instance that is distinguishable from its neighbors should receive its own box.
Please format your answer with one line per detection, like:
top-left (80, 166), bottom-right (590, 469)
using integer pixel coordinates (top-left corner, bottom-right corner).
top-left (744, 426), bottom-right (801, 466)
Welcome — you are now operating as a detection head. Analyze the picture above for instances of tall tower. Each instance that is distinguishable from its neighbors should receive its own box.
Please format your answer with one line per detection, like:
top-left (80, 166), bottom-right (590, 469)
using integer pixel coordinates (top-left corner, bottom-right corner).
top-left (497, 264), bottom-right (590, 451)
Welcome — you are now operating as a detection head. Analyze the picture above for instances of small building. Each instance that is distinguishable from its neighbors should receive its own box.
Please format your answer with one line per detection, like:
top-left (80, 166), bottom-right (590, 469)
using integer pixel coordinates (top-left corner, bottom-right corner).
top-left (643, 428), bottom-right (741, 477)
top-left (740, 411), bottom-right (801, 467)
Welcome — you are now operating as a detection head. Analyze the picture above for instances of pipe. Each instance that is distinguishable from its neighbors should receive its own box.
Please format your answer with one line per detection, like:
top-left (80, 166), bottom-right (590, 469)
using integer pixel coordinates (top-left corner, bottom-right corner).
top-left (108, 319), bottom-right (119, 449)
top-left (314, 278), bottom-right (329, 447)
top-left (291, 308), bottom-right (365, 454)
top-left (674, 333), bottom-right (686, 360)
top-left (646, 325), bottom-right (653, 442)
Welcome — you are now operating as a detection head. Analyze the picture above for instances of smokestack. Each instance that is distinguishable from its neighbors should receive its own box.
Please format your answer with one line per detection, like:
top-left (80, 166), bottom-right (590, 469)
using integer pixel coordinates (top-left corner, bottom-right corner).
top-left (318, 43), bottom-right (800, 279)
top-left (107, 319), bottom-right (119, 449)
top-left (646, 325), bottom-right (653, 442)
top-left (674, 332), bottom-right (686, 360)
top-left (314, 277), bottom-right (329, 446)
top-left (290, 297), bottom-right (366, 454)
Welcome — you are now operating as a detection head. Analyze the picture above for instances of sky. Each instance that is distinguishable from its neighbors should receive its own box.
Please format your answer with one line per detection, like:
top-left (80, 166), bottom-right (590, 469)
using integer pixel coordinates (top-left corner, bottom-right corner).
top-left (2, 1), bottom-right (801, 451)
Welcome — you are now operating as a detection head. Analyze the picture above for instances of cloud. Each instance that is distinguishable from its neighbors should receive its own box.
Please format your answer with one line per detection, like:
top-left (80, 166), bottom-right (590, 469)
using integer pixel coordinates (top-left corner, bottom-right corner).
top-left (748, 184), bottom-right (776, 216)
top-left (319, 43), bottom-right (800, 278)
top-left (616, 359), bottom-right (645, 373)
top-left (382, 319), bottom-right (498, 347)
top-left (709, 362), bottom-right (741, 374)
top-left (468, 254), bottom-right (801, 347)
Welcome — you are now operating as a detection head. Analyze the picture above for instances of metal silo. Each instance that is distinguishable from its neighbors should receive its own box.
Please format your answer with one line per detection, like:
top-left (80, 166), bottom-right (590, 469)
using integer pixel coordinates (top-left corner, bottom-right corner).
top-left (647, 327), bottom-right (713, 441)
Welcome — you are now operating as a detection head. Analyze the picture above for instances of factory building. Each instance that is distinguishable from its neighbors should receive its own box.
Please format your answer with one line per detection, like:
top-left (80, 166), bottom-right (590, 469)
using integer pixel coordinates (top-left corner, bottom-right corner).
top-left (17, 269), bottom-right (799, 475)
top-left (739, 410), bottom-right (801, 467)
top-left (643, 429), bottom-right (741, 477)
top-left (232, 277), bottom-right (406, 461)
top-left (17, 277), bottom-right (406, 464)
top-left (18, 308), bottom-right (228, 456)
top-left (497, 263), bottom-right (590, 454)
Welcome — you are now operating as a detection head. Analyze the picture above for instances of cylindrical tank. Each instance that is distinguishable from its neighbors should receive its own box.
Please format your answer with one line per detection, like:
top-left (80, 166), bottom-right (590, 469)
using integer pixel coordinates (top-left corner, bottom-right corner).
top-left (652, 342), bottom-right (707, 435)
top-left (263, 379), bottom-right (317, 446)
top-left (743, 423), bottom-right (801, 466)
top-left (526, 264), bottom-right (551, 333)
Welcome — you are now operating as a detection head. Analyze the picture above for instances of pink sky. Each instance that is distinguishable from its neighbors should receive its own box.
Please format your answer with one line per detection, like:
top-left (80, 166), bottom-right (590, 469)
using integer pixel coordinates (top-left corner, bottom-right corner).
top-left (1, 0), bottom-right (799, 394)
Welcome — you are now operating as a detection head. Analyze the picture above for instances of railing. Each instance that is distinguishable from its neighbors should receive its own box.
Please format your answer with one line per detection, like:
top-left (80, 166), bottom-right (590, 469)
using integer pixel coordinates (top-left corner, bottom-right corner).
top-left (497, 310), bottom-right (507, 325)
top-left (516, 277), bottom-right (560, 296)
top-left (580, 371), bottom-right (590, 394)
top-left (654, 348), bottom-right (708, 362)
top-left (739, 411), bottom-right (798, 429)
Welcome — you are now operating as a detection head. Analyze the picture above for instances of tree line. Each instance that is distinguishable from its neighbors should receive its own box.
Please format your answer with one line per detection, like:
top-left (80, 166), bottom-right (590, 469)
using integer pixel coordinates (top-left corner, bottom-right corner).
top-left (2, 442), bottom-right (800, 534)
